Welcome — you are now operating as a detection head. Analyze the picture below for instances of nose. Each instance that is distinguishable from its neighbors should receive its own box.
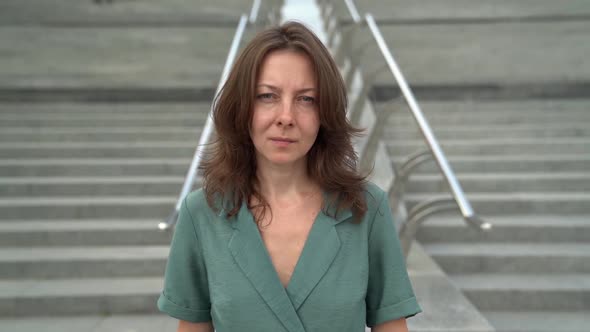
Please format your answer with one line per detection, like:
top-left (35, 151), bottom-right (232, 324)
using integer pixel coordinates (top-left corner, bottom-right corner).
top-left (276, 100), bottom-right (294, 127)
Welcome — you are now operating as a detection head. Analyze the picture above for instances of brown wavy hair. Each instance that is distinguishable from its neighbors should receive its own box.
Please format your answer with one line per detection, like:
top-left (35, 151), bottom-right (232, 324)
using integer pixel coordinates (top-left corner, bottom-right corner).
top-left (201, 21), bottom-right (368, 223)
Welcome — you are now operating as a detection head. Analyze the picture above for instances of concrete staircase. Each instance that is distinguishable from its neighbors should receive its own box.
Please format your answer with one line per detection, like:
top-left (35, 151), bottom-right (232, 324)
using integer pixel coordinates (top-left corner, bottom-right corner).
top-left (388, 100), bottom-right (590, 331)
top-left (3, 0), bottom-right (589, 331)
top-left (0, 101), bottom-right (208, 326)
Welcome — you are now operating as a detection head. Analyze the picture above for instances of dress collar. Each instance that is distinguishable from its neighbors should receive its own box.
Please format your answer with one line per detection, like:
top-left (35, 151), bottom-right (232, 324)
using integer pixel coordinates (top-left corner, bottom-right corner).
top-left (226, 193), bottom-right (351, 332)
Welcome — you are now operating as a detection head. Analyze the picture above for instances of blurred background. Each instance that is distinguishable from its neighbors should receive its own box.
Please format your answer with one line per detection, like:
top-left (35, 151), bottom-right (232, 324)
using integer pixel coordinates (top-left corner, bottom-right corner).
top-left (0, 0), bottom-right (588, 331)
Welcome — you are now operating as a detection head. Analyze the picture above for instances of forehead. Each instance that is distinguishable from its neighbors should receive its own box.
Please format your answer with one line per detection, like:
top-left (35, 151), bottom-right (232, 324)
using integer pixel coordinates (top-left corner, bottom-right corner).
top-left (257, 49), bottom-right (316, 85)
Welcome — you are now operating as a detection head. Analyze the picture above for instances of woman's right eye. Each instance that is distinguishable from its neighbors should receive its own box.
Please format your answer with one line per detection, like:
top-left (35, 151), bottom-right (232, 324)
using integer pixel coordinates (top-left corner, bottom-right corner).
top-left (256, 93), bottom-right (274, 100)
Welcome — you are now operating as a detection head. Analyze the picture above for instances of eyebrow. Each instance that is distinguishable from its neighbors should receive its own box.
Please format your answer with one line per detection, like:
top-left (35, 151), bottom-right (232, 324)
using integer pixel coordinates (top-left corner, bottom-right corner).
top-left (257, 84), bottom-right (316, 94)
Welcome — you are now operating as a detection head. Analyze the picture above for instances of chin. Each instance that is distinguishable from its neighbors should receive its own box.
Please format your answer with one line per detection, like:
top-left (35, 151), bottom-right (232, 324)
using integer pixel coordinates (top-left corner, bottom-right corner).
top-left (264, 154), bottom-right (306, 166)
top-left (268, 157), bottom-right (298, 165)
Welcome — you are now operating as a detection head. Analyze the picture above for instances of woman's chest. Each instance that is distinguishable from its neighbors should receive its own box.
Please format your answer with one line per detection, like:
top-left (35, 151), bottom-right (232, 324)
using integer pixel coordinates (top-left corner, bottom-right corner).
top-left (258, 208), bottom-right (318, 288)
top-left (199, 209), bottom-right (370, 328)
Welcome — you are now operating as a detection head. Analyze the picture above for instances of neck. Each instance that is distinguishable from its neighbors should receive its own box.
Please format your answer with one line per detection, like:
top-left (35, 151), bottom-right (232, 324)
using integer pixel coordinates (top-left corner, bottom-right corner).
top-left (255, 158), bottom-right (319, 201)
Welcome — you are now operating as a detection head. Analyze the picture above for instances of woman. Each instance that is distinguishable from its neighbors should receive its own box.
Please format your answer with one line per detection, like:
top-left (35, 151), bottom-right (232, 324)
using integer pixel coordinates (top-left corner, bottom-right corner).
top-left (157, 21), bottom-right (421, 332)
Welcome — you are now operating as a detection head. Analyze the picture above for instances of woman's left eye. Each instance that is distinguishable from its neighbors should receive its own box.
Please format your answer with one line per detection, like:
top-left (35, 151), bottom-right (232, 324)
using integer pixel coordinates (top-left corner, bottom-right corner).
top-left (257, 93), bottom-right (274, 100)
top-left (299, 96), bottom-right (316, 104)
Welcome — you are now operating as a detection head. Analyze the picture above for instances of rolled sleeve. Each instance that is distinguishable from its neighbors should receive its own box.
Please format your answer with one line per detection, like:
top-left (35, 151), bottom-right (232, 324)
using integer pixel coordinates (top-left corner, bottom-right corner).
top-left (365, 191), bottom-right (422, 327)
top-left (157, 291), bottom-right (211, 322)
top-left (157, 195), bottom-right (212, 323)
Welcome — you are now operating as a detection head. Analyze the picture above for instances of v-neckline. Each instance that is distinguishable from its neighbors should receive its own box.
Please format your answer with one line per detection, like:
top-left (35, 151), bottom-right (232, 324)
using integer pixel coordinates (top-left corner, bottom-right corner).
top-left (260, 208), bottom-right (322, 291)
top-left (227, 197), bottom-right (352, 332)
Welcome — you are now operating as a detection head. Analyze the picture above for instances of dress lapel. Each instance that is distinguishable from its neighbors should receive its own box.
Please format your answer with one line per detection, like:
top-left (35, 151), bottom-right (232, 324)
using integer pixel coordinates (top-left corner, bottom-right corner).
top-left (227, 203), bottom-right (306, 332)
top-left (285, 201), bottom-right (352, 310)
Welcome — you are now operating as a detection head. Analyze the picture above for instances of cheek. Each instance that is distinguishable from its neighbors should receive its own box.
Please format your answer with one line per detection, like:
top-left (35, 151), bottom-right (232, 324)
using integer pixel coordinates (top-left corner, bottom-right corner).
top-left (304, 114), bottom-right (321, 140)
top-left (250, 112), bottom-right (270, 138)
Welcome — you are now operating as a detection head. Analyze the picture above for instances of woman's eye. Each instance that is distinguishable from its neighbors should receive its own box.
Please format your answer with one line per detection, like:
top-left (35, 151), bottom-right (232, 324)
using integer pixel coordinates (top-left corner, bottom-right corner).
top-left (299, 96), bottom-right (316, 104)
top-left (256, 93), bottom-right (275, 100)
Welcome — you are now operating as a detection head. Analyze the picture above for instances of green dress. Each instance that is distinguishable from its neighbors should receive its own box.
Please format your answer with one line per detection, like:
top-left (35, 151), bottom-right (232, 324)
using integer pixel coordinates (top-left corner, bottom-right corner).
top-left (157, 182), bottom-right (421, 332)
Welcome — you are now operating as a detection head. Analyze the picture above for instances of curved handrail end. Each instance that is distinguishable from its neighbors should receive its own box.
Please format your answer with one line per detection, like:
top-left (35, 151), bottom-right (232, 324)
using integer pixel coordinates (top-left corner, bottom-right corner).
top-left (159, 210), bottom-right (179, 231)
top-left (465, 214), bottom-right (493, 231)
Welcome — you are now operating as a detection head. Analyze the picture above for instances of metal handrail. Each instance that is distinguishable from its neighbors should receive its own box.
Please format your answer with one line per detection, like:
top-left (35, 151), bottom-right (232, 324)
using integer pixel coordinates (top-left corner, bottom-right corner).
top-left (158, 14), bottom-right (249, 230)
top-left (364, 14), bottom-right (489, 229)
top-left (249, 0), bottom-right (261, 24)
top-left (343, 0), bottom-right (361, 23)
top-left (336, 1), bottom-right (491, 248)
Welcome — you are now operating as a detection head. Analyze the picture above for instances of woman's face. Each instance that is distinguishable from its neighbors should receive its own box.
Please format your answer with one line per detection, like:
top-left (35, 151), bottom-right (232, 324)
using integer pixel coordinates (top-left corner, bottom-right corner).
top-left (250, 49), bottom-right (320, 169)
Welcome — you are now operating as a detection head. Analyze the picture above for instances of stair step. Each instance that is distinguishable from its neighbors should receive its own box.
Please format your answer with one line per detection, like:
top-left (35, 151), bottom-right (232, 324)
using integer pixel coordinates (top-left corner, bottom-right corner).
top-left (423, 243), bottom-right (590, 273)
top-left (377, 99), bottom-right (590, 115)
top-left (3, 192), bottom-right (586, 220)
top-left (0, 176), bottom-right (202, 196)
top-left (417, 215), bottom-right (590, 243)
top-left (0, 115), bottom-right (208, 127)
top-left (2, 155), bottom-right (587, 177)
top-left (9, 172), bottom-right (588, 197)
top-left (388, 122), bottom-right (587, 131)
top-left (0, 158), bottom-right (191, 176)
top-left (452, 274), bottom-right (590, 311)
top-left (384, 126), bottom-right (590, 140)
top-left (407, 172), bottom-right (590, 192)
top-left (483, 311), bottom-right (590, 332)
top-left (0, 142), bottom-right (196, 158)
top-left (392, 154), bottom-right (590, 173)
top-left (387, 138), bottom-right (590, 155)
top-left (0, 220), bottom-right (171, 246)
top-left (388, 113), bottom-right (590, 125)
top-left (0, 314), bottom-right (178, 332)
top-left (0, 196), bottom-right (176, 219)
top-left (406, 192), bottom-right (590, 214)
top-left (0, 127), bottom-right (201, 142)
top-left (0, 277), bottom-right (163, 316)
top-left (0, 113), bottom-right (207, 121)
top-left (0, 102), bottom-right (207, 114)
top-left (0, 246), bottom-right (169, 279)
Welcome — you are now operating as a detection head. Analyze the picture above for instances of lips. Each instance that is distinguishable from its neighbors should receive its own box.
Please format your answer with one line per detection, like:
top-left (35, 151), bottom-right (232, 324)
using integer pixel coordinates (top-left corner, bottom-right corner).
top-left (269, 137), bottom-right (297, 147)
top-left (269, 137), bottom-right (296, 143)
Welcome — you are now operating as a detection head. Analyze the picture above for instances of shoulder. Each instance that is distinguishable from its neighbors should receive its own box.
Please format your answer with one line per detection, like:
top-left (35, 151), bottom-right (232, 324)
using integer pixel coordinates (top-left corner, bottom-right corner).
top-left (183, 188), bottom-right (218, 220)
top-left (361, 181), bottom-right (393, 233)
top-left (184, 188), bottom-right (206, 208)
top-left (363, 181), bottom-right (387, 213)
